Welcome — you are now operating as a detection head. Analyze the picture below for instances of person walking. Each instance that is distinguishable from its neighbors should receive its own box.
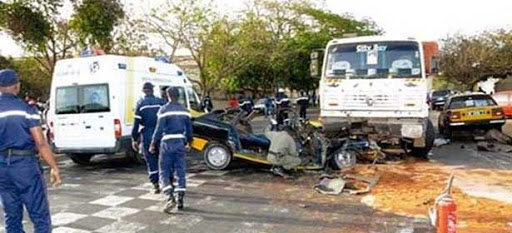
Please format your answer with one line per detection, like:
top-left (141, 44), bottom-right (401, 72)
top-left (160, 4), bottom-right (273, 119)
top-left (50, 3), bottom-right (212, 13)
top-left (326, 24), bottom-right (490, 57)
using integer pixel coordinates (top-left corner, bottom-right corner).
top-left (0, 69), bottom-right (61, 233)
top-left (296, 91), bottom-right (309, 119)
top-left (150, 87), bottom-right (193, 214)
top-left (132, 82), bottom-right (165, 194)
top-left (264, 95), bottom-right (273, 118)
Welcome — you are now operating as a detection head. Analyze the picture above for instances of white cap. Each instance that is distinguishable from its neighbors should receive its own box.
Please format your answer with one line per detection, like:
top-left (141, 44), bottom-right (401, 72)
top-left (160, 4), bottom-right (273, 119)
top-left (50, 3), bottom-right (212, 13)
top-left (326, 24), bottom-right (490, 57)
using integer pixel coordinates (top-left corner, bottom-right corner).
top-left (278, 88), bottom-right (285, 93)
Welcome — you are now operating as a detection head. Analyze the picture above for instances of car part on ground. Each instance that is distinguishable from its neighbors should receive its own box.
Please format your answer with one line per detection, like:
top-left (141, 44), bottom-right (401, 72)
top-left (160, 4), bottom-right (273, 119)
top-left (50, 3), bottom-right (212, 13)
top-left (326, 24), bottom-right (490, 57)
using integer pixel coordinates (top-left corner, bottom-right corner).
top-left (314, 172), bottom-right (381, 195)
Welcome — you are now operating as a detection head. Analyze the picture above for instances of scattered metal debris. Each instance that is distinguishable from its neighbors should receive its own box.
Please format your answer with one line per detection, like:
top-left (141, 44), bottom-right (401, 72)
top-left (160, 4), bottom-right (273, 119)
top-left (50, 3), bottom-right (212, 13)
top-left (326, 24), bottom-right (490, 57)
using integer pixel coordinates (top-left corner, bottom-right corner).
top-left (314, 172), bottom-right (381, 195)
top-left (434, 138), bottom-right (450, 147)
top-left (314, 177), bottom-right (346, 195)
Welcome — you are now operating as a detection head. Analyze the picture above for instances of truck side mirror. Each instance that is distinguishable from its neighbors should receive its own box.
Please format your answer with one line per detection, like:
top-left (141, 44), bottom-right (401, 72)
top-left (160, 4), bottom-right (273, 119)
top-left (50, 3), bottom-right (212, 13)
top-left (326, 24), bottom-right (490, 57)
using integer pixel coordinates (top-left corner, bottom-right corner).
top-left (310, 49), bottom-right (324, 78)
top-left (430, 56), bottom-right (440, 74)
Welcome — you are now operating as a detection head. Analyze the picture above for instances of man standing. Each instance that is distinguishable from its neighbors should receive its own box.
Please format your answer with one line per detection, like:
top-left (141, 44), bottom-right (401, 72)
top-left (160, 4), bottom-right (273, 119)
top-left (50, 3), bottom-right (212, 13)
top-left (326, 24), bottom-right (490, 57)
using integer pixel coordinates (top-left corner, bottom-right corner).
top-left (0, 69), bottom-right (61, 233)
top-left (150, 87), bottom-right (193, 214)
top-left (296, 91), bottom-right (309, 119)
top-left (275, 89), bottom-right (291, 124)
top-left (202, 95), bottom-right (213, 112)
top-left (132, 82), bottom-right (165, 194)
top-left (238, 94), bottom-right (253, 114)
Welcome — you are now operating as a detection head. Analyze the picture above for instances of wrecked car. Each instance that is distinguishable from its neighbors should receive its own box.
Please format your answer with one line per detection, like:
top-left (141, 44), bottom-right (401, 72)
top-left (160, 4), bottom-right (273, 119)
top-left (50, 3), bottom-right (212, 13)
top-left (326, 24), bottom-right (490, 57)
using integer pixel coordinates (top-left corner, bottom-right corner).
top-left (438, 93), bottom-right (506, 139)
top-left (190, 108), bottom-right (378, 170)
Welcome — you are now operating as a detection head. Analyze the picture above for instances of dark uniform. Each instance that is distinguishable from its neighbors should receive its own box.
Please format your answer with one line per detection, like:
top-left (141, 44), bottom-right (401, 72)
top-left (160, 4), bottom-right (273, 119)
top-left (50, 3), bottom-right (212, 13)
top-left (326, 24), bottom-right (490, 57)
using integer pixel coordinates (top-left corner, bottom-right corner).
top-left (275, 92), bottom-right (291, 125)
top-left (0, 71), bottom-right (51, 232)
top-left (132, 83), bottom-right (165, 190)
top-left (238, 96), bottom-right (253, 114)
top-left (295, 93), bottom-right (309, 119)
top-left (202, 96), bottom-right (213, 112)
top-left (153, 87), bottom-right (193, 213)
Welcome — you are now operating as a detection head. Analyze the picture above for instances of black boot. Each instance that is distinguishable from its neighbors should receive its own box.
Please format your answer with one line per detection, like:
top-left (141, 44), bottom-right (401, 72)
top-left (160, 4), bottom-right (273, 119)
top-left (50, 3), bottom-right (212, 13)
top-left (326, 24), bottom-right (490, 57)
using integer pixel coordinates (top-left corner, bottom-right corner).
top-left (152, 183), bottom-right (161, 194)
top-left (177, 191), bottom-right (185, 209)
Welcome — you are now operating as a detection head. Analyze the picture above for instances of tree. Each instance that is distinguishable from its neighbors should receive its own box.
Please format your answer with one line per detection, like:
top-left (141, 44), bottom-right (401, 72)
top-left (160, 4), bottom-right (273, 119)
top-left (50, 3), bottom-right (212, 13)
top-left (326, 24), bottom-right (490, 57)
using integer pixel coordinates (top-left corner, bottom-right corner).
top-left (70, 0), bottom-right (125, 52)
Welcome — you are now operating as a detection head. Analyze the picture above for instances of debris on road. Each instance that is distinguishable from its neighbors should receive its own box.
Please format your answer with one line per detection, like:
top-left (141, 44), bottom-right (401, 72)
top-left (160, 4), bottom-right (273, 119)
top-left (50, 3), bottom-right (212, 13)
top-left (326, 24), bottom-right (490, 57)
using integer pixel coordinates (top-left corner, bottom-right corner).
top-left (485, 129), bottom-right (512, 144)
top-left (476, 141), bottom-right (512, 152)
top-left (314, 169), bottom-right (381, 195)
top-left (434, 138), bottom-right (450, 147)
top-left (475, 129), bottom-right (512, 152)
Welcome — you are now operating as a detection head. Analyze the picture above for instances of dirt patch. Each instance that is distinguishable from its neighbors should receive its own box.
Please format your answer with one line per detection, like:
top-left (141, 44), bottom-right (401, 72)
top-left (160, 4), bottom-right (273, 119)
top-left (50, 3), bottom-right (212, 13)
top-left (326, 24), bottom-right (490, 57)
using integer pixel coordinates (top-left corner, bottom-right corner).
top-left (357, 162), bottom-right (512, 233)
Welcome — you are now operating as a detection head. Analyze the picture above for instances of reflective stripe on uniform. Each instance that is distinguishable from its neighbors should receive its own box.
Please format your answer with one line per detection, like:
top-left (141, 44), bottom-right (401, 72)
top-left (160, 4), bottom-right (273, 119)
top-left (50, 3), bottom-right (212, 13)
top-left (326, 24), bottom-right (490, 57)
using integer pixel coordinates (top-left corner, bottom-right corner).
top-left (139, 105), bottom-right (162, 111)
top-left (158, 112), bottom-right (191, 119)
top-left (149, 170), bottom-right (158, 175)
top-left (174, 188), bottom-right (186, 192)
top-left (162, 134), bottom-right (185, 141)
top-left (239, 101), bottom-right (251, 106)
top-left (295, 97), bottom-right (308, 101)
top-left (275, 98), bottom-right (290, 104)
top-left (0, 110), bottom-right (40, 120)
top-left (162, 185), bottom-right (173, 192)
top-left (134, 115), bottom-right (142, 119)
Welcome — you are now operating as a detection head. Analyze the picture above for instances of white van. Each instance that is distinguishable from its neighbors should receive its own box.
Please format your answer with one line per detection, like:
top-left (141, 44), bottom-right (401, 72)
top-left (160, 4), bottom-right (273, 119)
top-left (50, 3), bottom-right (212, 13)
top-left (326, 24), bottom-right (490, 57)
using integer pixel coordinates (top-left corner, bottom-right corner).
top-left (47, 55), bottom-right (203, 164)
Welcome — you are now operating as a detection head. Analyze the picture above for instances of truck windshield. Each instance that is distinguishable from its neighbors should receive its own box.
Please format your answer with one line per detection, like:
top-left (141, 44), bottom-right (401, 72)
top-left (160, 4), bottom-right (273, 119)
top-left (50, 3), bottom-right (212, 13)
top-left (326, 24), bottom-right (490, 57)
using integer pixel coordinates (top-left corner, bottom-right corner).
top-left (55, 84), bottom-right (110, 114)
top-left (325, 41), bottom-right (422, 79)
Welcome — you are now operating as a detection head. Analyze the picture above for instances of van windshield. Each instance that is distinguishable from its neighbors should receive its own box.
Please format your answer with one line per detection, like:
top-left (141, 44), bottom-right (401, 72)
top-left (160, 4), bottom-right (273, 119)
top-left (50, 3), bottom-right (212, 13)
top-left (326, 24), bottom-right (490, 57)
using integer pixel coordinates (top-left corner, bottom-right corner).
top-left (56, 84), bottom-right (110, 114)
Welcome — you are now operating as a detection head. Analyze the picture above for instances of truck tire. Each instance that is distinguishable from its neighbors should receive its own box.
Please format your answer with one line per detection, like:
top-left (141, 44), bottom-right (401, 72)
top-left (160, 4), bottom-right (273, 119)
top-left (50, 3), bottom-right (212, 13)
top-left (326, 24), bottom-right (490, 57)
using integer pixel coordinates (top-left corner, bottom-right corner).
top-left (411, 120), bottom-right (435, 159)
top-left (204, 142), bottom-right (232, 170)
top-left (68, 154), bottom-right (93, 165)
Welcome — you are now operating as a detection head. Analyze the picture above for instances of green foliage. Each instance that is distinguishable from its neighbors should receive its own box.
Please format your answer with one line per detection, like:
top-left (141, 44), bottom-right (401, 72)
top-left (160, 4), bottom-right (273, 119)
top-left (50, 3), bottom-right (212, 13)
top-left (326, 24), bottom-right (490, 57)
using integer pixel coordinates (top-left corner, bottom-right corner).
top-left (440, 30), bottom-right (512, 90)
top-left (70, 0), bottom-right (125, 51)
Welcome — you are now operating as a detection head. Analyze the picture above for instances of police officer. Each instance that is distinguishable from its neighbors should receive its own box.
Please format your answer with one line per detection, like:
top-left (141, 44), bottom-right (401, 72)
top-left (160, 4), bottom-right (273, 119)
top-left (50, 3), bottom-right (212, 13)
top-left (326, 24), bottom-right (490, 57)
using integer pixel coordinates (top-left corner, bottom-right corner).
top-left (295, 91), bottom-right (309, 119)
top-left (238, 94), bottom-right (253, 114)
top-left (202, 95), bottom-right (213, 112)
top-left (132, 82), bottom-right (165, 194)
top-left (275, 89), bottom-right (291, 124)
top-left (0, 69), bottom-right (61, 233)
top-left (150, 87), bottom-right (192, 214)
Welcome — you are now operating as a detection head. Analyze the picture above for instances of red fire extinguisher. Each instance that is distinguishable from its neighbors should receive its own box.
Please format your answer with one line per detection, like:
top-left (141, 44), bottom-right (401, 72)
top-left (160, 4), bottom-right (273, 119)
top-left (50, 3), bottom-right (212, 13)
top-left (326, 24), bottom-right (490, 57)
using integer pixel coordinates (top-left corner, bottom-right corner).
top-left (429, 174), bottom-right (457, 233)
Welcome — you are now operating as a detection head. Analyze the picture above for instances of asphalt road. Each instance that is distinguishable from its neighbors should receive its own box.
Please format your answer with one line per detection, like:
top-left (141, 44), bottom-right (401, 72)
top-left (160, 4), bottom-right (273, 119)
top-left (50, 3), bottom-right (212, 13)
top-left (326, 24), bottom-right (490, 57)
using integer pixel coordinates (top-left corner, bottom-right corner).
top-left (7, 108), bottom-right (512, 233)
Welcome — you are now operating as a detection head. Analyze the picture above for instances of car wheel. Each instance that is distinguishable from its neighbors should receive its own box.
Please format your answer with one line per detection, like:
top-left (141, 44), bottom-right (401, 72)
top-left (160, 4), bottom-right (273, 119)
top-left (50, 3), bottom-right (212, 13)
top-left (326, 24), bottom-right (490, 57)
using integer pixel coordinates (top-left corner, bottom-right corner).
top-left (204, 142), bottom-right (232, 170)
top-left (68, 154), bottom-right (93, 165)
top-left (330, 148), bottom-right (357, 170)
top-left (411, 119), bottom-right (435, 159)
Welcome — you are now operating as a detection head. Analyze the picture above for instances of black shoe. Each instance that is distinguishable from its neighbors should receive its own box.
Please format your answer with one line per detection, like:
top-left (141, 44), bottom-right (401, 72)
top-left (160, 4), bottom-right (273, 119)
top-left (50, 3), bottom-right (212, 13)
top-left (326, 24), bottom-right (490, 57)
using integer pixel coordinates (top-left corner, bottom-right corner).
top-left (177, 192), bottom-right (185, 210)
top-left (152, 183), bottom-right (161, 194)
top-left (163, 196), bottom-right (178, 214)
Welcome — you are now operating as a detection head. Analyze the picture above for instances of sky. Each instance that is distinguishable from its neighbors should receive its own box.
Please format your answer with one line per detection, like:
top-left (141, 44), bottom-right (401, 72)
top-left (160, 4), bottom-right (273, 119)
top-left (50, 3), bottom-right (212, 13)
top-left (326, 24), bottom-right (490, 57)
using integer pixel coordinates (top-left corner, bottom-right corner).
top-left (2, 0), bottom-right (512, 57)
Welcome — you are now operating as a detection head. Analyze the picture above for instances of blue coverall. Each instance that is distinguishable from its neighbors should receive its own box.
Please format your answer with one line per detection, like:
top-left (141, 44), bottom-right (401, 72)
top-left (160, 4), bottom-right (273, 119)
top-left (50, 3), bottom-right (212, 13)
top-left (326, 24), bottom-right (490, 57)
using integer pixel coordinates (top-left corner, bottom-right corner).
top-left (0, 93), bottom-right (51, 233)
top-left (152, 102), bottom-right (193, 195)
top-left (131, 95), bottom-right (165, 184)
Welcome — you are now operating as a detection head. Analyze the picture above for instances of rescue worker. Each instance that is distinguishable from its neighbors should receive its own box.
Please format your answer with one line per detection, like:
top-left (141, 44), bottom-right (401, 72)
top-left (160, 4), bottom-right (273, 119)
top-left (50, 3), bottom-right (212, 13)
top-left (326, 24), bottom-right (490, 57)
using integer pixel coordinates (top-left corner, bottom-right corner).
top-left (132, 82), bottom-right (165, 194)
top-left (238, 94), bottom-right (253, 114)
top-left (0, 69), bottom-right (61, 233)
top-left (275, 89), bottom-right (291, 125)
top-left (202, 95), bottom-right (213, 112)
top-left (265, 120), bottom-right (301, 179)
top-left (296, 91), bottom-right (309, 119)
top-left (150, 87), bottom-right (193, 214)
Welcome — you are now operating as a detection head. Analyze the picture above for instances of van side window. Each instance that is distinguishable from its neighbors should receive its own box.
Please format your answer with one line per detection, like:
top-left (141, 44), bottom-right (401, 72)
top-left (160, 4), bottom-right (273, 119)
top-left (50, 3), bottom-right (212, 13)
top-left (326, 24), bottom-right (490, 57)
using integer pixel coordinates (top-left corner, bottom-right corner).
top-left (186, 88), bottom-right (201, 111)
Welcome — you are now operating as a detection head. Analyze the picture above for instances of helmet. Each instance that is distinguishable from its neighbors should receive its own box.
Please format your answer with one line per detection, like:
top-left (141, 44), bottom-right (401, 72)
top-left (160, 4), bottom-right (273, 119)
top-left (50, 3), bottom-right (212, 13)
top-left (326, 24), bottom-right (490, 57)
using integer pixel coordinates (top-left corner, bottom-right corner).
top-left (278, 88), bottom-right (285, 93)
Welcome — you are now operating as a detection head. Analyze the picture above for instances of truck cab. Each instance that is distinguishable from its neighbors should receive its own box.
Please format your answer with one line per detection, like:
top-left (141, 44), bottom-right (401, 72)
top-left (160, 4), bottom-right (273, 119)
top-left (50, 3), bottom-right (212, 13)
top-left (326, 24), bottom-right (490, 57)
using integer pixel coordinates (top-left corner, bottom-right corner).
top-left (316, 36), bottom-right (438, 157)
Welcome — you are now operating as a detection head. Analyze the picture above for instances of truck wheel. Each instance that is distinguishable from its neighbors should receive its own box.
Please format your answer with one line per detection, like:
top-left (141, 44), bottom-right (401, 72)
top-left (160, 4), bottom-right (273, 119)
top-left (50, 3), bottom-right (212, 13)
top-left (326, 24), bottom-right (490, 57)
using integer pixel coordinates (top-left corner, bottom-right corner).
top-left (330, 148), bottom-right (357, 170)
top-left (204, 142), bottom-right (232, 170)
top-left (411, 120), bottom-right (435, 159)
top-left (69, 154), bottom-right (93, 165)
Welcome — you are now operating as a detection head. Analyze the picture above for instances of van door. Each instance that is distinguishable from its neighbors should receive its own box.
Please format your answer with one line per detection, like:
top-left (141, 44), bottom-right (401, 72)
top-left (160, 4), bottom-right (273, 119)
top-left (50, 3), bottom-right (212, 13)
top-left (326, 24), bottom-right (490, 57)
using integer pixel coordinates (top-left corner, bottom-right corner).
top-left (53, 84), bottom-right (117, 150)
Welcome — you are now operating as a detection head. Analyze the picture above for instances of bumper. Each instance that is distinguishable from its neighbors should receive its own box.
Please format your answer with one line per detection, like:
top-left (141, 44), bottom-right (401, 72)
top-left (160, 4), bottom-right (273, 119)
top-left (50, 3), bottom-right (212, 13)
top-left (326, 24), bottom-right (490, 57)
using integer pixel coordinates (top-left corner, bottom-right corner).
top-left (433, 101), bottom-right (445, 106)
top-left (449, 119), bottom-right (506, 127)
top-left (52, 136), bottom-right (130, 155)
top-left (321, 117), bottom-right (427, 139)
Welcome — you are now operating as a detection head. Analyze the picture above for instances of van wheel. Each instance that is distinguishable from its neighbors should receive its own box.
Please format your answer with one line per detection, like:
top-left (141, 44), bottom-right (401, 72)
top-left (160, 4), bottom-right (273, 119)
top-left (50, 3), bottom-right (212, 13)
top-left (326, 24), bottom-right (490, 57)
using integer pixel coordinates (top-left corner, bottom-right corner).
top-left (411, 120), bottom-right (435, 159)
top-left (69, 154), bottom-right (93, 165)
top-left (204, 142), bottom-right (232, 170)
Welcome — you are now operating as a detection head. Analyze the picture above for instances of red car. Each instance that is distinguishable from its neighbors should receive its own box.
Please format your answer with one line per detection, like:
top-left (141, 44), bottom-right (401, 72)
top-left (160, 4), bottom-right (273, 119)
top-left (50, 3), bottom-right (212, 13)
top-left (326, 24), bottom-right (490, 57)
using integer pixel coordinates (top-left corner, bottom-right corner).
top-left (492, 91), bottom-right (512, 118)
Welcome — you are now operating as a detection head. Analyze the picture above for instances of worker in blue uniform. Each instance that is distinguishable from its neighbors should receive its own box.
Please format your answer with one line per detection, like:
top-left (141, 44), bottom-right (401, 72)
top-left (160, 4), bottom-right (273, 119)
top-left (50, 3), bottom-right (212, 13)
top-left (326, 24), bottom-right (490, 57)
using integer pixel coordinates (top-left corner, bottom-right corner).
top-left (295, 91), bottom-right (309, 119)
top-left (132, 82), bottom-right (165, 194)
top-left (150, 87), bottom-right (192, 214)
top-left (275, 89), bottom-right (291, 125)
top-left (0, 69), bottom-right (61, 233)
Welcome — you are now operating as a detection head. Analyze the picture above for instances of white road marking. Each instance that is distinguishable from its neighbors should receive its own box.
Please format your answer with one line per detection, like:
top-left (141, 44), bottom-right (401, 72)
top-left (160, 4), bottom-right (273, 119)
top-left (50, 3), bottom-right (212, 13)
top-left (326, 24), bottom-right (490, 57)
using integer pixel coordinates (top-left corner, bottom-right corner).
top-left (92, 207), bottom-right (140, 220)
top-left (95, 221), bottom-right (147, 233)
top-left (138, 192), bottom-right (167, 201)
top-left (52, 213), bottom-right (88, 226)
top-left (89, 195), bottom-right (134, 206)
top-left (53, 227), bottom-right (92, 233)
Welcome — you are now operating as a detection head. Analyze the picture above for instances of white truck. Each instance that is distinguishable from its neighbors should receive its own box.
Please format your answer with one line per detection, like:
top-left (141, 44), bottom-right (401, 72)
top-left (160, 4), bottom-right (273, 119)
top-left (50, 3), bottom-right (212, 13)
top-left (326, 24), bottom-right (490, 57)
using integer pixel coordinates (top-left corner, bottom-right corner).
top-left (316, 36), bottom-right (438, 157)
top-left (47, 55), bottom-right (203, 164)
